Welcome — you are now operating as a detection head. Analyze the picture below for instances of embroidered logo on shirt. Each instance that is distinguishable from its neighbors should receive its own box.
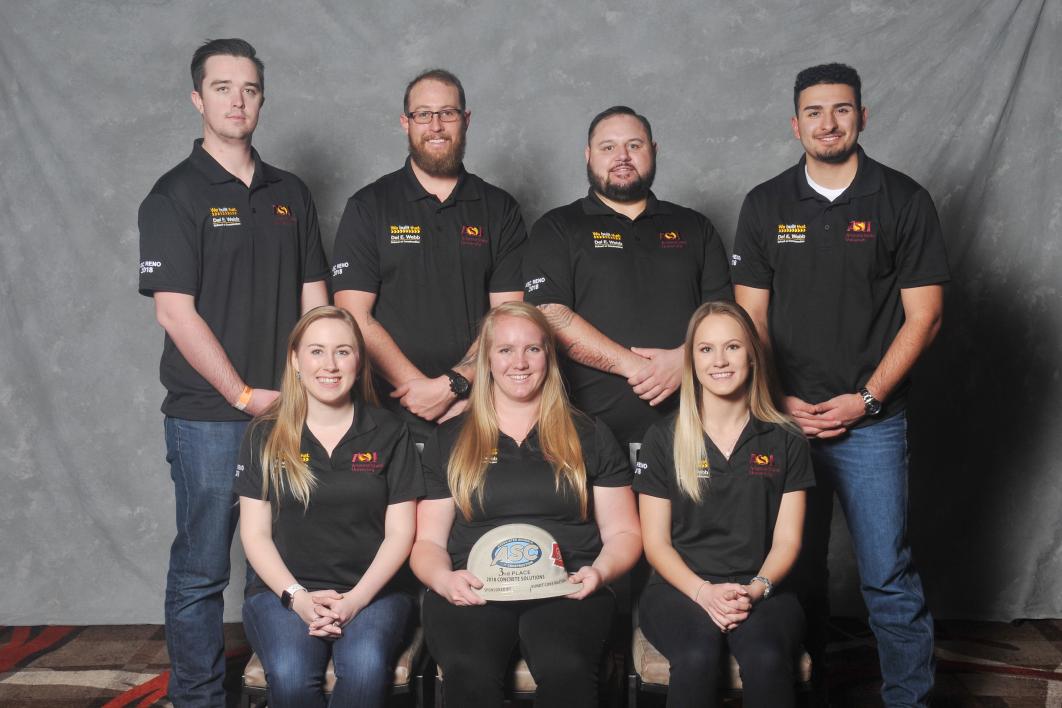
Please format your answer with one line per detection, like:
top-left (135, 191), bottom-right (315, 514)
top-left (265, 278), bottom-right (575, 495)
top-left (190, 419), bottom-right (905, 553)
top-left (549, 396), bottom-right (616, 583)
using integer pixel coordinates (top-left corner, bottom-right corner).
top-left (730, 253), bottom-right (742, 267)
top-left (140, 260), bottom-right (162, 274)
top-left (300, 453), bottom-right (311, 463)
top-left (776, 224), bottom-right (806, 244)
top-left (210, 206), bottom-right (241, 228)
top-left (592, 231), bottom-right (623, 249)
top-left (634, 461), bottom-right (647, 476)
top-left (525, 276), bottom-right (546, 293)
top-left (696, 458), bottom-right (711, 479)
top-left (484, 448), bottom-right (499, 464)
top-left (748, 452), bottom-right (780, 477)
top-left (235, 463), bottom-right (244, 478)
top-left (461, 225), bottom-right (488, 247)
top-left (845, 220), bottom-right (875, 243)
top-left (332, 262), bottom-right (350, 277)
top-left (352, 451), bottom-right (384, 472)
top-left (389, 225), bottom-right (422, 244)
top-left (273, 204), bottom-right (296, 225)
top-left (659, 231), bottom-right (686, 249)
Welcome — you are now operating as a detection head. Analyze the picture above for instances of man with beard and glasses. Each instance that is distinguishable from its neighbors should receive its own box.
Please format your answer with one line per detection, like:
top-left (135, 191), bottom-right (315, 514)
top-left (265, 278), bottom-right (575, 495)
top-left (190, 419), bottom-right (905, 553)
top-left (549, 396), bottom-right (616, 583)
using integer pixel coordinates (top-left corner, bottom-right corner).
top-left (332, 69), bottom-right (526, 443)
top-left (732, 63), bottom-right (949, 707)
top-left (522, 106), bottom-right (731, 449)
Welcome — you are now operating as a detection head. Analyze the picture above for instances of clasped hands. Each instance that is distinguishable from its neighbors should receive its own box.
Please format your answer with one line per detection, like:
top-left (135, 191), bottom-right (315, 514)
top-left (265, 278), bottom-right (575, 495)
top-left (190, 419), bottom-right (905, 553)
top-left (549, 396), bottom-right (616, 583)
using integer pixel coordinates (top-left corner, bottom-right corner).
top-left (392, 375), bottom-right (468, 423)
top-left (695, 582), bottom-right (755, 633)
top-left (626, 346), bottom-right (683, 407)
top-left (785, 393), bottom-right (866, 439)
top-left (291, 589), bottom-right (364, 638)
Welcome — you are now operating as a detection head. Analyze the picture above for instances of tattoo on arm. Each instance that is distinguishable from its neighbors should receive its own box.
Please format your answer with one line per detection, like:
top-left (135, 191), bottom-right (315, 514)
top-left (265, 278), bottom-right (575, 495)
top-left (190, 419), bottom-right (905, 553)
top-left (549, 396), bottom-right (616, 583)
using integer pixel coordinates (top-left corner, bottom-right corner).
top-left (540, 304), bottom-right (574, 331)
top-left (568, 342), bottom-right (618, 373)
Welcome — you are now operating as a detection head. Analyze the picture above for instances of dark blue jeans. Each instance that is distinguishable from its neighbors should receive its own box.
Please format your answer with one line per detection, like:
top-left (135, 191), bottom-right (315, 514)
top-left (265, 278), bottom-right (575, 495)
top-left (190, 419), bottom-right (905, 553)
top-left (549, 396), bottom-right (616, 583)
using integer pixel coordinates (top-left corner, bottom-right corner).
top-left (163, 417), bottom-right (247, 707)
top-left (800, 412), bottom-right (935, 707)
top-left (242, 590), bottom-right (414, 708)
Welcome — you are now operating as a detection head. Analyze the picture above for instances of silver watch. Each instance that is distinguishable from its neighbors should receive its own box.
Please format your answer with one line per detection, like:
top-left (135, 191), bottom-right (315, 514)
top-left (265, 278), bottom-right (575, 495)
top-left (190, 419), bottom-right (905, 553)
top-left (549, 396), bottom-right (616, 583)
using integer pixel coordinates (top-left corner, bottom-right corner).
top-left (750, 575), bottom-right (773, 599)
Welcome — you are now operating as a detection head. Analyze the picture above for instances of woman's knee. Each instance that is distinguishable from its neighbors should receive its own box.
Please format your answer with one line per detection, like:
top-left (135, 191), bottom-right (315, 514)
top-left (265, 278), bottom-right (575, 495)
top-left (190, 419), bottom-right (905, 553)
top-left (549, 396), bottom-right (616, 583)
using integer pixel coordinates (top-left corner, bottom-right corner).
top-left (264, 656), bottom-right (325, 706)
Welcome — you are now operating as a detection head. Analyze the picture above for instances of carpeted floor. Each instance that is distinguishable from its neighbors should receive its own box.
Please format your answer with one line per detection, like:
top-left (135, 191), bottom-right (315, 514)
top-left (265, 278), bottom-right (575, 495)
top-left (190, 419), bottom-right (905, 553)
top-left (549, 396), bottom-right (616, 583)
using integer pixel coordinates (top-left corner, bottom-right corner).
top-left (1, 619), bottom-right (1060, 706)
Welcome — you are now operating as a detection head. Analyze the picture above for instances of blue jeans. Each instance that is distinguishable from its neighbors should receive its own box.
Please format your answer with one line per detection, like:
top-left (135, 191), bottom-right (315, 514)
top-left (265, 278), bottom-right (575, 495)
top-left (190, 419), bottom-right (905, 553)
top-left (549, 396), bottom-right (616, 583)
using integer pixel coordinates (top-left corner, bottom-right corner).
top-left (243, 590), bottom-right (414, 708)
top-left (163, 417), bottom-right (247, 707)
top-left (800, 412), bottom-right (935, 707)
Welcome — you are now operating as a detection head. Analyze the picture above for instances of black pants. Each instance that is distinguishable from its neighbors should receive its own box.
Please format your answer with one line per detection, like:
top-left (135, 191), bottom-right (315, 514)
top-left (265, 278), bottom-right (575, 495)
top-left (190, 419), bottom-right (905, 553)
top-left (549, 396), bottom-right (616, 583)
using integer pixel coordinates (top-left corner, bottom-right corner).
top-left (422, 589), bottom-right (615, 708)
top-left (639, 582), bottom-right (804, 708)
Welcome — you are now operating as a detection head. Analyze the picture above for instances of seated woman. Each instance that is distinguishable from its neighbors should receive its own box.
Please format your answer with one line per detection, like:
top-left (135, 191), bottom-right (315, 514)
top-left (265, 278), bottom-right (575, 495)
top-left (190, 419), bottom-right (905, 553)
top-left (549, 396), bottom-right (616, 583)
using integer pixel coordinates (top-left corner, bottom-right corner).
top-left (635, 301), bottom-right (814, 708)
top-left (236, 306), bottom-right (424, 708)
top-left (411, 301), bottom-right (642, 708)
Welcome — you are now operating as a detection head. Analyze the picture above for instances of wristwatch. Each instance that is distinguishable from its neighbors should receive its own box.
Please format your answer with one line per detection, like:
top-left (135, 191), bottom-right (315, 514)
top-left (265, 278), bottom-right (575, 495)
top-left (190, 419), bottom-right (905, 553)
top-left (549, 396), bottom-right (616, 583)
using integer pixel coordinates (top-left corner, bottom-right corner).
top-left (750, 575), bottom-right (773, 599)
top-left (280, 583), bottom-right (306, 610)
top-left (446, 370), bottom-right (471, 399)
top-left (859, 387), bottom-right (883, 416)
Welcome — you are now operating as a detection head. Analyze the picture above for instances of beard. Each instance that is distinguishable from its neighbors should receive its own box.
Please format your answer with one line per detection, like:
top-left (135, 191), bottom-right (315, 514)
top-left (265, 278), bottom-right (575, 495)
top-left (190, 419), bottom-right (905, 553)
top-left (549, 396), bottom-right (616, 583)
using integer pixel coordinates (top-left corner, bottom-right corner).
top-left (408, 129), bottom-right (466, 178)
top-left (810, 137), bottom-right (859, 165)
top-left (587, 161), bottom-right (656, 202)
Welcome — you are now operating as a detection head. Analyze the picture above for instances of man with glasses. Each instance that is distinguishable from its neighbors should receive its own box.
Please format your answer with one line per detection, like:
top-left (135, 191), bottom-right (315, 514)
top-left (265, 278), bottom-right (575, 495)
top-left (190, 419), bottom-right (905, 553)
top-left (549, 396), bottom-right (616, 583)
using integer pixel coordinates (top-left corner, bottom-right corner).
top-left (332, 69), bottom-right (526, 442)
top-left (523, 105), bottom-right (731, 449)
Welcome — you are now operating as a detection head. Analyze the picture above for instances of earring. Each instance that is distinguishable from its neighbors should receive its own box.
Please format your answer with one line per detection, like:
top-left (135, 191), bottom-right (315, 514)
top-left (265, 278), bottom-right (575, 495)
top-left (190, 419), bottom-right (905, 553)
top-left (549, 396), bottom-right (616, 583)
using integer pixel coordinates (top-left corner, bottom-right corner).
top-left (295, 371), bottom-right (302, 380)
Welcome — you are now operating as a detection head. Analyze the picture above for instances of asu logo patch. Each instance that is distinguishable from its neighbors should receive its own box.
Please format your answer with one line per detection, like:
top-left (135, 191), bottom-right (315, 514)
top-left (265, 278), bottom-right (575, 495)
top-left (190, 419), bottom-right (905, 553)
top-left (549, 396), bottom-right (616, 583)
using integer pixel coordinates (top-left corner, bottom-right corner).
top-left (659, 231), bottom-right (686, 249)
top-left (273, 204), bottom-right (296, 225)
top-left (748, 452), bottom-right (780, 477)
top-left (461, 225), bottom-right (487, 247)
top-left (352, 451), bottom-right (384, 472)
top-left (845, 220), bottom-right (875, 243)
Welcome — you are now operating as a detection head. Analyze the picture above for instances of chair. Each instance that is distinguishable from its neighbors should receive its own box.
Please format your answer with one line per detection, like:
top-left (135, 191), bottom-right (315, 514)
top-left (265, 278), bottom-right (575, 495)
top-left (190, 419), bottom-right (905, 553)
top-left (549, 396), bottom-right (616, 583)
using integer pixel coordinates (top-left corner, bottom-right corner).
top-left (627, 621), bottom-right (812, 706)
top-left (240, 625), bottom-right (426, 707)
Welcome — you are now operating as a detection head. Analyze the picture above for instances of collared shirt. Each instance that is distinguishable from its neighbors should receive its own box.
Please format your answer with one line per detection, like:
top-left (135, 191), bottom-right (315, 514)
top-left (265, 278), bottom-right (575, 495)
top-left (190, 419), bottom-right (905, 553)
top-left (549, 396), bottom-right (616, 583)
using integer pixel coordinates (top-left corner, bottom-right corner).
top-left (523, 190), bottom-right (732, 445)
top-left (235, 400), bottom-right (424, 596)
top-left (138, 140), bottom-right (328, 421)
top-left (330, 158), bottom-right (527, 383)
top-left (731, 148), bottom-right (950, 423)
top-left (422, 413), bottom-right (632, 573)
top-left (633, 414), bottom-right (814, 581)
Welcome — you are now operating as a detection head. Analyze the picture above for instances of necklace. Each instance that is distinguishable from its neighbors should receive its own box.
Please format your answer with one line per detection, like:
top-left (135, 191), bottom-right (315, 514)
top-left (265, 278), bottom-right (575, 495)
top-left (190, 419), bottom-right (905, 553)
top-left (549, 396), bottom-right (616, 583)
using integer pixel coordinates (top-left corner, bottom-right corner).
top-left (707, 412), bottom-right (751, 460)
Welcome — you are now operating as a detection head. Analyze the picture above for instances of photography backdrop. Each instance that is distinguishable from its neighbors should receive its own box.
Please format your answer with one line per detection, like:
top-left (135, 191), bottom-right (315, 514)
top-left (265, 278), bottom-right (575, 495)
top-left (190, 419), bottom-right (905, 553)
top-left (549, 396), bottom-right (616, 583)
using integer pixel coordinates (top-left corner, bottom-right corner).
top-left (1, 0), bottom-right (1059, 624)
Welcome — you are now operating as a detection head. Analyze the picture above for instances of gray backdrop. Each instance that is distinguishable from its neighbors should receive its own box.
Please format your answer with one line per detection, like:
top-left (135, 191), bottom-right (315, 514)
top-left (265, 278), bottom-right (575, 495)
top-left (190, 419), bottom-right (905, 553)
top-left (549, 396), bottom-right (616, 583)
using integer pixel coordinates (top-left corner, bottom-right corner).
top-left (2, 0), bottom-right (1059, 625)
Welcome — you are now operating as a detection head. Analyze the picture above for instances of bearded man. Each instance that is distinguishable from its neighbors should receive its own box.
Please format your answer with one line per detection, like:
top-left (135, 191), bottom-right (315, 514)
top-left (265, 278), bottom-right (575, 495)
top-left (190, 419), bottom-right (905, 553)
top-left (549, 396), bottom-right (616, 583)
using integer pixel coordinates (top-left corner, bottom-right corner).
top-left (522, 106), bottom-right (731, 448)
top-left (332, 69), bottom-right (527, 442)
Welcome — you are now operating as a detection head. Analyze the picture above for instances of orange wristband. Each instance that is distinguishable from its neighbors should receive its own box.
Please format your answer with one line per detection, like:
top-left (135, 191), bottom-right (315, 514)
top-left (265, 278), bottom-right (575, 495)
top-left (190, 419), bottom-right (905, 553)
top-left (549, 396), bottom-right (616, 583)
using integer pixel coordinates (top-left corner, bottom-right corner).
top-left (234, 385), bottom-right (253, 411)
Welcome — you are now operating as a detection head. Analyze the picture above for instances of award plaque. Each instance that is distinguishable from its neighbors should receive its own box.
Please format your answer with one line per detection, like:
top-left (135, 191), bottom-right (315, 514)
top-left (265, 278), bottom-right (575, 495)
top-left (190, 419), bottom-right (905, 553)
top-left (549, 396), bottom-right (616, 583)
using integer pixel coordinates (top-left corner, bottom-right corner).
top-left (466, 523), bottom-right (582, 601)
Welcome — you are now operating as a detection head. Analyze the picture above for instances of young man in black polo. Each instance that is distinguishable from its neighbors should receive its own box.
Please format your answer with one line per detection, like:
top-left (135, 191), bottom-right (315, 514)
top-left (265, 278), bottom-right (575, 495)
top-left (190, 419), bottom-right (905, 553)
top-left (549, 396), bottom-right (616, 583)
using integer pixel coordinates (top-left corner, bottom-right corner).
top-left (523, 106), bottom-right (732, 449)
top-left (138, 38), bottom-right (328, 706)
top-left (332, 69), bottom-right (526, 443)
top-left (732, 63), bottom-right (950, 707)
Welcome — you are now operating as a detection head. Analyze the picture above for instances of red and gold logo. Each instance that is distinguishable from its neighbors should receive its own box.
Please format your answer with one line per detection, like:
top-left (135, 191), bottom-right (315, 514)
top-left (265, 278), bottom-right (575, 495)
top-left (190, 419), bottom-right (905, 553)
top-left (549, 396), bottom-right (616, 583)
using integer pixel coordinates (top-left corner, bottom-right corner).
top-left (844, 220), bottom-right (875, 243)
top-left (351, 451), bottom-right (383, 472)
top-left (659, 230), bottom-right (686, 249)
top-left (748, 452), bottom-right (780, 476)
top-left (274, 204), bottom-right (291, 217)
top-left (461, 225), bottom-right (487, 246)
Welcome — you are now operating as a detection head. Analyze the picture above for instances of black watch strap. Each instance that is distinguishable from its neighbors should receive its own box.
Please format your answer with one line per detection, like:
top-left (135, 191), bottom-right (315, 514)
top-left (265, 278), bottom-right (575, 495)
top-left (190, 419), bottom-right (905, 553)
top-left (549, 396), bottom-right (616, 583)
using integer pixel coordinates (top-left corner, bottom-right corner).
top-left (446, 369), bottom-right (471, 399)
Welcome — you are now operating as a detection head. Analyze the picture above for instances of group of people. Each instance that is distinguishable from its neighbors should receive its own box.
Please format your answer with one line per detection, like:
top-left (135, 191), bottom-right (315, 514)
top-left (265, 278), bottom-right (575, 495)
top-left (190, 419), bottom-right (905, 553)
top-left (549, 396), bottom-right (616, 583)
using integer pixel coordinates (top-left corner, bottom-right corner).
top-left (138, 37), bottom-right (949, 708)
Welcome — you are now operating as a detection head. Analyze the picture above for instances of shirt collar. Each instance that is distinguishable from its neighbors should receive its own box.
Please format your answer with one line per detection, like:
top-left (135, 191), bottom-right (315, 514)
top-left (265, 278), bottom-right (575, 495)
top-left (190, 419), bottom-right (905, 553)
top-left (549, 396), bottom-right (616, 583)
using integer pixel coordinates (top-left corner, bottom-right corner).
top-left (400, 156), bottom-right (478, 204)
top-left (188, 138), bottom-right (280, 189)
top-left (300, 398), bottom-right (379, 452)
top-left (794, 146), bottom-right (881, 204)
top-left (581, 188), bottom-right (664, 219)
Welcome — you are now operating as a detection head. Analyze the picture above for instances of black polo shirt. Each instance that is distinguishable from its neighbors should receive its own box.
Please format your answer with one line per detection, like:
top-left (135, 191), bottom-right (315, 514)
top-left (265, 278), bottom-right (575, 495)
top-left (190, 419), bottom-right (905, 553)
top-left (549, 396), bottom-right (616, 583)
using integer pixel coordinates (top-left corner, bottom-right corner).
top-left (138, 140), bottom-right (328, 421)
top-left (633, 415), bottom-right (814, 583)
top-left (422, 413), bottom-right (632, 573)
top-left (523, 190), bottom-right (732, 445)
top-left (731, 148), bottom-right (950, 424)
top-left (331, 158), bottom-right (527, 387)
top-left (234, 401), bottom-right (425, 597)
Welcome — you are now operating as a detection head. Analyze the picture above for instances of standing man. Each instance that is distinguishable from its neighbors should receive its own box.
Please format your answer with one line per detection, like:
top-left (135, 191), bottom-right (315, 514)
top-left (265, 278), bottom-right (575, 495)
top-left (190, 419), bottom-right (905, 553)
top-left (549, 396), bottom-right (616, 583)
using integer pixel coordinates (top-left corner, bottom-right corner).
top-left (732, 64), bottom-right (949, 707)
top-left (138, 39), bottom-right (328, 705)
top-left (332, 69), bottom-right (526, 442)
top-left (523, 106), bottom-right (731, 448)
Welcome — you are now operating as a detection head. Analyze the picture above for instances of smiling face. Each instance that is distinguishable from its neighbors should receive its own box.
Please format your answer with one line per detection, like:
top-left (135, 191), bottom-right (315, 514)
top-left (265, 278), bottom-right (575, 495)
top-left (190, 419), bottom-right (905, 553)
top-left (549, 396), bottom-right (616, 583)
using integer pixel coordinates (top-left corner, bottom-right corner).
top-left (791, 82), bottom-right (866, 166)
top-left (291, 317), bottom-right (360, 408)
top-left (692, 313), bottom-right (752, 402)
top-left (401, 78), bottom-right (468, 178)
top-left (191, 55), bottom-right (262, 144)
top-left (585, 113), bottom-right (656, 202)
top-left (488, 315), bottom-right (548, 407)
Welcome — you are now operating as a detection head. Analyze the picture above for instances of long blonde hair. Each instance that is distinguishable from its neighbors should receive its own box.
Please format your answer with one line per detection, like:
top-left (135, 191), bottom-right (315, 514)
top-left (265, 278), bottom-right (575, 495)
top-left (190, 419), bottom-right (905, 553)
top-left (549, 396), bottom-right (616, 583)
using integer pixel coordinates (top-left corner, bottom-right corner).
top-left (673, 301), bottom-right (796, 502)
top-left (448, 302), bottom-right (589, 520)
top-left (252, 306), bottom-right (377, 510)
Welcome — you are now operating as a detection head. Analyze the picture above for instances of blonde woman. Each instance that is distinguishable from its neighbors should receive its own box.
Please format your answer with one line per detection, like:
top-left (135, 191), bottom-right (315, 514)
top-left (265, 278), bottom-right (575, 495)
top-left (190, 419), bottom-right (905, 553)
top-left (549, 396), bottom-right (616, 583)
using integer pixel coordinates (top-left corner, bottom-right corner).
top-left (635, 301), bottom-right (814, 708)
top-left (236, 306), bottom-right (423, 708)
top-left (411, 301), bottom-right (642, 708)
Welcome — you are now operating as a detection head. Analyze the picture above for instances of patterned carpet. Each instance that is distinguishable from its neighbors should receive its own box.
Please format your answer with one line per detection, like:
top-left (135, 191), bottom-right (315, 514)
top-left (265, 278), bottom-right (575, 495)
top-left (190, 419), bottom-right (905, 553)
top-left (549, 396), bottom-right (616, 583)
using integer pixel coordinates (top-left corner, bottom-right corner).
top-left (1, 620), bottom-right (1060, 706)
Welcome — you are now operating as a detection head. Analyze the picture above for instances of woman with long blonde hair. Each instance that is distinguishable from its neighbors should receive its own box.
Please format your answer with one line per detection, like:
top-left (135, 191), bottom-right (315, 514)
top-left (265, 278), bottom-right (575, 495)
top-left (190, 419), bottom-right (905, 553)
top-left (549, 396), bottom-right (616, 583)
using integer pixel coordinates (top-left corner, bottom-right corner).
top-left (411, 301), bottom-right (642, 708)
top-left (635, 301), bottom-right (814, 707)
top-left (236, 306), bottom-right (423, 708)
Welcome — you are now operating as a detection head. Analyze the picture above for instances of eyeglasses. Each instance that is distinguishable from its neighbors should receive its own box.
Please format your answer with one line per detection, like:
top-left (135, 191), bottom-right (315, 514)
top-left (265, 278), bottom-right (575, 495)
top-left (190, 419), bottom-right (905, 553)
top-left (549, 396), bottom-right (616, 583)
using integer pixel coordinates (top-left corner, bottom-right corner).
top-left (406, 109), bottom-right (464, 124)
